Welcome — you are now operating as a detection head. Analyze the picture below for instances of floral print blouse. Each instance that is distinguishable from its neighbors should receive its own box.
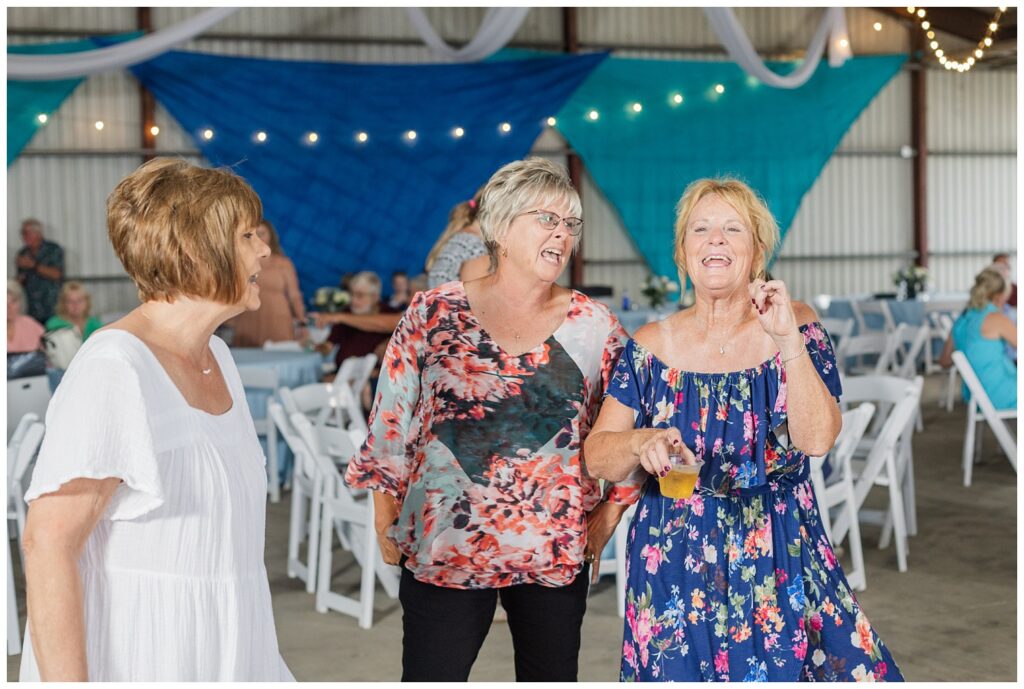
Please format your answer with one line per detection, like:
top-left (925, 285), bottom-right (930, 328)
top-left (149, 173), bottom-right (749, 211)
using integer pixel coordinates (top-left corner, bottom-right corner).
top-left (345, 281), bottom-right (635, 589)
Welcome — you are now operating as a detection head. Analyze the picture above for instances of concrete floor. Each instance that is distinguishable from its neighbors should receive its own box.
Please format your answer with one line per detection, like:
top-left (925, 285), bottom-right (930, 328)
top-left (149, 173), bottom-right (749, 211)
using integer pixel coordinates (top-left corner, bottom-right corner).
top-left (7, 375), bottom-right (1017, 681)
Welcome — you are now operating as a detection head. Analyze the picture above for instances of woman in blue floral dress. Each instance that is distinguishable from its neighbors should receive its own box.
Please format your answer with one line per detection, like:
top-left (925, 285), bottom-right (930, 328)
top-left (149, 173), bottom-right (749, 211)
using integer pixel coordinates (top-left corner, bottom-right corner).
top-left (585, 178), bottom-right (903, 682)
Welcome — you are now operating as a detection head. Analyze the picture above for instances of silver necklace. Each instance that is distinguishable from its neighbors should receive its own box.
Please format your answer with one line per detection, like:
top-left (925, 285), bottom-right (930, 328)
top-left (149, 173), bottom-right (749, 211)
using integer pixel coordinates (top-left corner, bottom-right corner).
top-left (711, 317), bottom-right (746, 356)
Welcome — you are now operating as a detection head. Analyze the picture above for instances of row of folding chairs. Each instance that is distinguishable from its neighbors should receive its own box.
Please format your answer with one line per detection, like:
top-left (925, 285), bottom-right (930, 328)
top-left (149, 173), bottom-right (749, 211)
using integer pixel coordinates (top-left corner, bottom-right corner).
top-left (270, 384), bottom-right (399, 629)
top-left (239, 353), bottom-right (377, 503)
top-left (7, 412), bottom-right (47, 656)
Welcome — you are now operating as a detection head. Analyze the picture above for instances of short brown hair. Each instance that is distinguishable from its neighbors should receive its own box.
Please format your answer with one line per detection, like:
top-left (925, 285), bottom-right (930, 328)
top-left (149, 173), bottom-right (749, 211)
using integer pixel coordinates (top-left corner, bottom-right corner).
top-left (673, 178), bottom-right (779, 284)
top-left (107, 157), bottom-right (262, 303)
top-left (56, 281), bottom-right (92, 320)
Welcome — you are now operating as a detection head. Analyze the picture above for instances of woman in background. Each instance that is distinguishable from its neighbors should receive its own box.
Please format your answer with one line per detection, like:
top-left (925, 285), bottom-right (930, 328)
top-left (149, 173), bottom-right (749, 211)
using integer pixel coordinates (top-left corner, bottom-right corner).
top-left (227, 219), bottom-right (306, 347)
top-left (45, 281), bottom-right (102, 341)
top-left (426, 191), bottom-right (490, 289)
top-left (8, 279), bottom-right (44, 353)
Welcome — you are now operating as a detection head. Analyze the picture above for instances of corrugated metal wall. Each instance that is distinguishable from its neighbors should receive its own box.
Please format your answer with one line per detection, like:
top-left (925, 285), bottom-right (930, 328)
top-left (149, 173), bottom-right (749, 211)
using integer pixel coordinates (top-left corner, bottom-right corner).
top-left (7, 7), bottom-right (1016, 315)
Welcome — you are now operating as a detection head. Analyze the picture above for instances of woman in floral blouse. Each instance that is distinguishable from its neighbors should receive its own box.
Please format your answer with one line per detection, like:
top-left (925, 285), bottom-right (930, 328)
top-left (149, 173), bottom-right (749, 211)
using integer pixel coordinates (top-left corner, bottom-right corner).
top-left (585, 178), bottom-right (903, 682)
top-left (346, 158), bottom-right (634, 681)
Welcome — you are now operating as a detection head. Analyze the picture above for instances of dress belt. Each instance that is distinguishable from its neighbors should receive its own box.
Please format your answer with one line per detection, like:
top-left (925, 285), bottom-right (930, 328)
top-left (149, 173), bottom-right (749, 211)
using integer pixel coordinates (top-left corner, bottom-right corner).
top-left (694, 459), bottom-right (810, 499)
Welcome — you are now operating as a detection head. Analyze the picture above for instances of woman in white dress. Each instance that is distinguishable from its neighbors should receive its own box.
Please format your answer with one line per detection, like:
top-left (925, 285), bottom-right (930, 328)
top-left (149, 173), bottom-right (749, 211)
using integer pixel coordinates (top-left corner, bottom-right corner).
top-left (19, 158), bottom-right (294, 681)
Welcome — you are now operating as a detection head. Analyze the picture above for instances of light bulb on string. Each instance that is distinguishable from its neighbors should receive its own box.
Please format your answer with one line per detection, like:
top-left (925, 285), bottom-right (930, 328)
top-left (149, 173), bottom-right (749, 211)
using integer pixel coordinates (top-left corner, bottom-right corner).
top-left (873, 22), bottom-right (882, 31)
top-left (921, 20), bottom-right (930, 30)
top-left (714, 84), bottom-right (725, 94)
top-left (499, 122), bottom-right (512, 133)
top-left (975, 48), bottom-right (984, 58)
top-left (631, 102), bottom-right (643, 113)
top-left (546, 116), bottom-right (557, 127)
top-left (202, 128), bottom-right (214, 140)
top-left (453, 126), bottom-right (465, 138)
top-left (150, 125), bottom-right (160, 136)
top-left (94, 120), bottom-right (105, 131)
top-left (306, 132), bottom-right (318, 144)
top-left (967, 57), bottom-right (975, 65)
top-left (356, 131), bottom-right (368, 143)
top-left (405, 130), bottom-right (417, 141)
top-left (838, 38), bottom-right (849, 48)
top-left (255, 131), bottom-right (267, 143)
top-left (917, 9), bottom-right (926, 18)
top-left (930, 40), bottom-right (938, 49)
top-left (984, 37), bottom-right (993, 46)
top-left (671, 93), bottom-right (684, 105)
top-left (907, 6), bottom-right (915, 13)
top-left (935, 49), bottom-right (944, 58)
top-left (989, 22), bottom-right (998, 31)
top-left (36, 113), bottom-right (48, 124)
top-left (927, 31), bottom-right (935, 39)
top-left (587, 109), bottom-right (599, 121)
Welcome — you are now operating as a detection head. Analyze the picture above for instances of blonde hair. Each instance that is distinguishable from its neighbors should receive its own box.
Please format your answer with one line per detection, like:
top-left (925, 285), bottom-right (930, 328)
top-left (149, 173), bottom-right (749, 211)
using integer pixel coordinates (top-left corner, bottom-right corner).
top-left (106, 157), bottom-right (263, 304)
top-left (477, 157), bottom-right (582, 270)
top-left (673, 177), bottom-right (779, 284)
top-left (56, 281), bottom-right (92, 320)
top-left (425, 192), bottom-right (482, 272)
top-left (7, 279), bottom-right (26, 313)
top-left (969, 267), bottom-right (1009, 310)
top-left (350, 271), bottom-right (382, 297)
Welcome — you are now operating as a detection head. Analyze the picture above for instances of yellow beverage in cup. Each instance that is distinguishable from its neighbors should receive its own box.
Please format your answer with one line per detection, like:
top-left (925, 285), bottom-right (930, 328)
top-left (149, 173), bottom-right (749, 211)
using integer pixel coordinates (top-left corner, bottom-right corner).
top-left (658, 457), bottom-right (704, 500)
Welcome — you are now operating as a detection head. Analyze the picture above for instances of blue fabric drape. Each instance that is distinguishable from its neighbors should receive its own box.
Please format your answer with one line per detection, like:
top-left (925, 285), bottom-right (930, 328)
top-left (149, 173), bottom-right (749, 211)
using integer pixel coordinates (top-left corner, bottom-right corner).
top-left (128, 50), bottom-right (607, 299)
top-left (552, 54), bottom-right (906, 279)
top-left (8, 33), bottom-right (141, 166)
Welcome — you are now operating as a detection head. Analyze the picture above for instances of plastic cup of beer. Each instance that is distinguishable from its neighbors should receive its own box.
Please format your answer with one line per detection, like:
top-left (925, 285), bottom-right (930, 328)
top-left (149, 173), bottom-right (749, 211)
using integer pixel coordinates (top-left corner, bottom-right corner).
top-left (658, 454), bottom-right (704, 500)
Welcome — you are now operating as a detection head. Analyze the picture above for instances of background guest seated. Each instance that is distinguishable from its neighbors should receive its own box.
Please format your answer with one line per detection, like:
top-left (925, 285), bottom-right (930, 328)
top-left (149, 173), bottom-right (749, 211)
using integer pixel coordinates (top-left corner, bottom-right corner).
top-left (8, 279), bottom-right (44, 353)
top-left (46, 281), bottom-right (102, 341)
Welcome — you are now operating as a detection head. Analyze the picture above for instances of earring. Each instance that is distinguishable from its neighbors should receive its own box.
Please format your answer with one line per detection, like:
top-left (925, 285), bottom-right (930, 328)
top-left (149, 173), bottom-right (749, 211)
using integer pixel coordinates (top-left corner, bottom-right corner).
top-left (501, 247), bottom-right (508, 258)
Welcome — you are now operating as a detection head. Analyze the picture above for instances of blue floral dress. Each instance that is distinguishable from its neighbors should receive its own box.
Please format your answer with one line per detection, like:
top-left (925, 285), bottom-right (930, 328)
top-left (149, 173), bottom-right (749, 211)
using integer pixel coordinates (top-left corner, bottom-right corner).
top-left (608, 322), bottom-right (903, 682)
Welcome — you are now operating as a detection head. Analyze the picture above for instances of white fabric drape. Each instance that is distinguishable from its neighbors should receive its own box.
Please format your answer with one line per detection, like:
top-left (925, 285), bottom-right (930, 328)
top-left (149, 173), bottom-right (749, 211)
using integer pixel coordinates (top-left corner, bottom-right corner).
top-left (404, 7), bottom-right (531, 63)
top-left (8, 8), bottom-right (238, 81)
top-left (703, 7), bottom-right (852, 89)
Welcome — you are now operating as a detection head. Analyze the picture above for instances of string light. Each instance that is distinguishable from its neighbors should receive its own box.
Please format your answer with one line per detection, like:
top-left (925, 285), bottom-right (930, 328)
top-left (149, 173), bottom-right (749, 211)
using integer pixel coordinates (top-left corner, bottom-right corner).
top-left (499, 122), bottom-right (512, 133)
top-left (453, 126), bottom-right (465, 138)
top-left (909, 6), bottom-right (1009, 74)
top-left (202, 128), bottom-right (214, 140)
top-left (631, 102), bottom-right (643, 113)
top-left (94, 120), bottom-right (104, 131)
top-left (714, 84), bottom-right (725, 94)
top-left (36, 113), bottom-right (48, 124)
top-left (546, 116), bottom-right (557, 127)
top-left (405, 130), bottom-right (417, 141)
top-left (306, 132), bottom-right (318, 143)
top-left (838, 38), bottom-right (849, 48)
top-left (671, 93), bottom-right (684, 105)
top-left (587, 109), bottom-right (599, 121)
top-left (150, 125), bottom-right (160, 136)
top-left (873, 22), bottom-right (883, 31)
top-left (356, 131), bottom-right (368, 143)
top-left (255, 131), bottom-right (267, 143)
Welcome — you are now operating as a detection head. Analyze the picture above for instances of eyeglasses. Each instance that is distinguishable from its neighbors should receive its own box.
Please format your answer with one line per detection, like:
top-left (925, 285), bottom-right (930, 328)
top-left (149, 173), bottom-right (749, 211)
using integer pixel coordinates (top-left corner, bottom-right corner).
top-left (518, 209), bottom-right (584, 236)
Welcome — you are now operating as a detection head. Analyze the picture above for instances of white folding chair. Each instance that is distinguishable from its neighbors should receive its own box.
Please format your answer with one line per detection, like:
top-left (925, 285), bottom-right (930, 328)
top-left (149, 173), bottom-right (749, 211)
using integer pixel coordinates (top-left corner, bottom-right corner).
top-left (8, 518), bottom-right (21, 655)
top-left (952, 351), bottom-right (1017, 487)
top-left (934, 313), bottom-right (960, 411)
top-left (820, 317), bottom-right (854, 349)
top-left (852, 299), bottom-right (896, 334)
top-left (7, 376), bottom-right (51, 443)
top-left (7, 421), bottom-right (45, 567)
top-left (6, 412), bottom-right (39, 481)
top-left (833, 375), bottom-right (922, 573)
top-left (597, 502), bottom-right (637, 618)
top-left (291, 414), bottom-right (399, 628)
top-left (263, 340), bottom-right (303, 352)
top-left (238, 366), bottom-right (281, 503)
top-left (809, 404), bottom-right (875, 591)
top-left (270, 402), bottom-right (323, 593)
top-left (334, 353), bottom-right (378, 433)
top-left (280, 383), bottom-right (336, 428)
top-left (890, 324), bottom-right (931, 431)
top-left (922, 299), bottom-right (967, 374)
top-left (836, 331), bottom-right (899, 376)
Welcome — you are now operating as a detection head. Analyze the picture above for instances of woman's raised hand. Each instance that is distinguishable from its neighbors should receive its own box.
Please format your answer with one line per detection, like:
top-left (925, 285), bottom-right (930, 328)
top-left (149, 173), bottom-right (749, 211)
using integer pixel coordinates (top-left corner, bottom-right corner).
top-left (750, 278), bottom-right (801, 349)
top-left (634, 427), bottom-right (695, 477)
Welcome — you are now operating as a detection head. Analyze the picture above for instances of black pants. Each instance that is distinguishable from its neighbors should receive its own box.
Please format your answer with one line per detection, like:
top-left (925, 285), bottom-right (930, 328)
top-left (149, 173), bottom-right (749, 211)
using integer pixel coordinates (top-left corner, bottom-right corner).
top-left (399, 563), bottom-right (590, 682)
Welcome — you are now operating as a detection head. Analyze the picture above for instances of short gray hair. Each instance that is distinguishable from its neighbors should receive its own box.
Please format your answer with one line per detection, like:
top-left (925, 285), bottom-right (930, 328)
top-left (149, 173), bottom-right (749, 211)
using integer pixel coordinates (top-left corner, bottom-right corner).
top-left (477, 157), bottom-right (582, 269)
top-left (7, 279), bottom-right (26, 313)
top-left (21, 218), bottom-right (43, 234)
top-left (350, 270), bottom-right (382, 296)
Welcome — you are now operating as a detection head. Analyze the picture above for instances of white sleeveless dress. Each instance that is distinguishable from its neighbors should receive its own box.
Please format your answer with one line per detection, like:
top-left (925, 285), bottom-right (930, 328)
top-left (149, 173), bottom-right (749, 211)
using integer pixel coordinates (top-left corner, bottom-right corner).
top-left (20, 330), bottom-right (293, 681)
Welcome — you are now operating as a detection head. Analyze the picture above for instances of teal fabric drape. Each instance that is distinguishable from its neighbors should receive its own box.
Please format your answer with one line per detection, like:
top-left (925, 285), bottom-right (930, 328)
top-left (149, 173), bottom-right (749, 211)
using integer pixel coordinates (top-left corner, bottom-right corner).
top-left (553, 54), bottom-right (906, 278)
top-left (8, 33), bottom-right (141, 165)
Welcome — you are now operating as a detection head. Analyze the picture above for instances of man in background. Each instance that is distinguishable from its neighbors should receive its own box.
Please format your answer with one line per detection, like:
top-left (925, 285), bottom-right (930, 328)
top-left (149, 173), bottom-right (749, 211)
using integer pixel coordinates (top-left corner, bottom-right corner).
top-left (15, 218), bottom-right (64, 323)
